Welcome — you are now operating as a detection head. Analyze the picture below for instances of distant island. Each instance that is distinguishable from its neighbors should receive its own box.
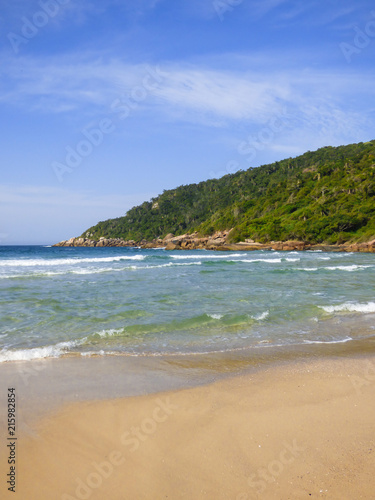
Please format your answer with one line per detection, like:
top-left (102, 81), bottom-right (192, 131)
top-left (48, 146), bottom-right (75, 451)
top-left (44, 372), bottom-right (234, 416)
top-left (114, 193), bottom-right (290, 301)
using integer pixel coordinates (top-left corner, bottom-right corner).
top-left (55, 140), bottom-right (375, 252)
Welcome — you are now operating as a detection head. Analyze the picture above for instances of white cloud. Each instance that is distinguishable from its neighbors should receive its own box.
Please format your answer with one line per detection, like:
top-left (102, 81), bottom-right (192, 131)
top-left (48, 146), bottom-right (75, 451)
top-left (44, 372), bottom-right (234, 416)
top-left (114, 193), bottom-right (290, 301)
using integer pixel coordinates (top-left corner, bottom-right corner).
top-left (1, 51), bottom-right (374, 182)
top-left (2, 53), bottom-right (374, 131)
top-left (151, 66), bottom-right (291, 121)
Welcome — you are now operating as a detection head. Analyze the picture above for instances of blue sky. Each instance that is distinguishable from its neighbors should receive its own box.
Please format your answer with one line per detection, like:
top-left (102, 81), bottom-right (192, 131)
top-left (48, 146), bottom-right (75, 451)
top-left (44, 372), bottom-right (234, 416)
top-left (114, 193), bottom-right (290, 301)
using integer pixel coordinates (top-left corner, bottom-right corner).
top-left (1, 0), bottom-right (375, 244)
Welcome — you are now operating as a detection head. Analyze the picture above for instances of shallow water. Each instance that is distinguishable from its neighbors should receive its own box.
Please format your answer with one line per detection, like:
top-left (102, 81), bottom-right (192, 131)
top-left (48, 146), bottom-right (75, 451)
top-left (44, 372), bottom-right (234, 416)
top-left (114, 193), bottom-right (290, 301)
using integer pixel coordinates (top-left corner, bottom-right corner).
top-left (1, 245), bottom-right (375, 362)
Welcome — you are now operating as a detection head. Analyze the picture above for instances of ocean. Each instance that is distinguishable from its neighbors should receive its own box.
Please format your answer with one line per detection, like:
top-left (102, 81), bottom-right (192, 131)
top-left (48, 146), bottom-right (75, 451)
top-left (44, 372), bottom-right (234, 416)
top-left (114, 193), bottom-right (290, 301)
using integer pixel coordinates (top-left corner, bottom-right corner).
top-left (1, 245), bottom-right (375, 363)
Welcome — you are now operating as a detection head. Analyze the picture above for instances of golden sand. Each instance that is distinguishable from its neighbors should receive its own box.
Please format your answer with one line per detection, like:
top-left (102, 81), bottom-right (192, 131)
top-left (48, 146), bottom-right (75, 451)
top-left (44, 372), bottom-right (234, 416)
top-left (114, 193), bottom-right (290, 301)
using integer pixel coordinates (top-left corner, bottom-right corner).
top-left (2, 356), bottom-right (375, 499)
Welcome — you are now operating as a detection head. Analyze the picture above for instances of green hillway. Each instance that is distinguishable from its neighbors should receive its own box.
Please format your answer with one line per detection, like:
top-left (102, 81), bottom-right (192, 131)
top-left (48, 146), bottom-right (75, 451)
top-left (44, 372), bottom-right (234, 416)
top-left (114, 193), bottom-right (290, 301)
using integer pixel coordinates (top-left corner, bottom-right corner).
top-left (82, 140), bottom-right (375, 245)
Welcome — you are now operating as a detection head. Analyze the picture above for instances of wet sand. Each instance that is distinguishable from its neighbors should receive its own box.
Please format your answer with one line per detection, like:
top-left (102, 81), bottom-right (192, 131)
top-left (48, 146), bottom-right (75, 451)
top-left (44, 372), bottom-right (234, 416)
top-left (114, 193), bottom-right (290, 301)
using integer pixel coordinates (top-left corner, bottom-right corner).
top-left (1, 349), bottom-right (375, 499)
top-left (1, 338), bottom-right (375, 426)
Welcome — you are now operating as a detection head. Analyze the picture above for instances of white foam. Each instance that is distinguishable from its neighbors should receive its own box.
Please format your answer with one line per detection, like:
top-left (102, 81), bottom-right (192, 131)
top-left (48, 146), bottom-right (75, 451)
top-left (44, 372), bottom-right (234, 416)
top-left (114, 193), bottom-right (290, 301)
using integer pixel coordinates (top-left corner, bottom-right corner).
top-left (207, 314), bottom-right (223, 320)
top-left (294, 265), bottom-right (369, 272)
top-left (96, 328), bottom-right (123, 338)
top-left (0, 346), bottom-right (63, 362)
top-left (0, 338), bottom-right (87, 363)
top-left (320, 302), bottom-right (375, 314)
top-left (171, 254), bottom-right (243, 260)
top-left (0, 255), bottom-right (145, 267)
top-left (253, 311), bottom-right (269, 321)
top-left (233, 258), bottom-right (282, 264)
top-left (143, 262), bottom-right (202, 269)
top-left (40, 268), bottom-right (119, 276)
top-left (80, 350), bottom-right (112, 357)
top-left (325, 265), bottom-right (373, 272)
top-left (0, 266), bottom-right (139, 279)
top-left (285, 258), bottom-right (300, 262)
top-left (303, 337), bottom-right (352, 344)
top-left (1, 261), bottom-right (202, 278)
top-left (68, 267), bottom-right (137, 275)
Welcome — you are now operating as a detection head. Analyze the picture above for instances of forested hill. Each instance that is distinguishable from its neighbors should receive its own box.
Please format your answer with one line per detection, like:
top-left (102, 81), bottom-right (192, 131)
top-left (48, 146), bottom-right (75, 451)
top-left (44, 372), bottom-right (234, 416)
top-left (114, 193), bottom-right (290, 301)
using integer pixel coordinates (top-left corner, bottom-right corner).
top-left (82, 140), bottom-right (375, 244)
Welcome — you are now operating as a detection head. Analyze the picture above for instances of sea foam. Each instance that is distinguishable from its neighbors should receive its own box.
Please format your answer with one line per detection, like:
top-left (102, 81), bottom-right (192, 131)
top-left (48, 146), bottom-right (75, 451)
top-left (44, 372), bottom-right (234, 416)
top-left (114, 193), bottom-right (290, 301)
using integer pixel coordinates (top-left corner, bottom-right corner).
top-left (303, 337), bottom-right (352, 344)
top-left (253, 311), bottom-right (269, 321)
top-left (171, 254), bottom-right (243, 260)
top-left (325, 265), bottom-right (373, 272)
top-left (320, 302), bottom-right (375, 314)
top-left (207, 314), bottom-right (224, 320)
top-left (0, 338), bottom-right (85, 363)
top-left (0, 255), bottom-right (145, 267)
top-left (233, 258), bottom-right (282, 264)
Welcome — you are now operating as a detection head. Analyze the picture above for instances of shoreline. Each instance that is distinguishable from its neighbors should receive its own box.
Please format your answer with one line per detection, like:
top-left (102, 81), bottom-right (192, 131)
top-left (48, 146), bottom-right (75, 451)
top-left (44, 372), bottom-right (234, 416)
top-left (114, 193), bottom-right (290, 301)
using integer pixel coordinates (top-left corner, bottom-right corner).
top-left (1, 336), bottom-right (375, 423)
top-left (1, 351), bottom-right (375, 499)
top-left (53, 232), bottom-right (375, 253)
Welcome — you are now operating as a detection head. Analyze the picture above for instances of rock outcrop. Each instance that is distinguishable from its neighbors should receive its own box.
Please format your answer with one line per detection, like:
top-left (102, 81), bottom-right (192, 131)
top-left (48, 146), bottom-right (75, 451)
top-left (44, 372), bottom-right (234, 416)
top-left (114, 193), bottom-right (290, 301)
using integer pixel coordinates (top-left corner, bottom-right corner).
top-left (53, 233), bottom-right (375, 253)
top-left (53, 237), bottom-right (142, 248)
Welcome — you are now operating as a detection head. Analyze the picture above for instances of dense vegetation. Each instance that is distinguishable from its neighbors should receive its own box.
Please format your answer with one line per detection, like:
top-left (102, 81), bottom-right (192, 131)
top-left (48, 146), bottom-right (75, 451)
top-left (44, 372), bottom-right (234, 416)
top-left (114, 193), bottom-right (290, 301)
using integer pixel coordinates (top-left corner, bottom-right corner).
top-left (82, 140), bottom-right (375, 244)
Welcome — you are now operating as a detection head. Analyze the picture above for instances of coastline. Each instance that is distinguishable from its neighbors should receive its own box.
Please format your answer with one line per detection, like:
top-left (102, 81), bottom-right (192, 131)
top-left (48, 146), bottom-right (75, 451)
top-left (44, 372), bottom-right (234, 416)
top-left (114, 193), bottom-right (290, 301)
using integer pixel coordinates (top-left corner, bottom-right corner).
top-left (1, 340), bottom-right (375, 499)
top-left (1, 336), bottom-right (375, 424)
top-left (53, 232), bottom-right (375, 253)
top-left (1, 351), bottom-right (375, 499)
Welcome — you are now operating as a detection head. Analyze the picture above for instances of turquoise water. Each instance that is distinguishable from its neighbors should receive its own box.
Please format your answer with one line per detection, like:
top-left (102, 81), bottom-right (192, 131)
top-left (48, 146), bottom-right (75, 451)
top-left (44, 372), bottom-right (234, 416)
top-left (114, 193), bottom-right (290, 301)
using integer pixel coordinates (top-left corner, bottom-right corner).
top-left (1, 245), bottom-right (375, 362)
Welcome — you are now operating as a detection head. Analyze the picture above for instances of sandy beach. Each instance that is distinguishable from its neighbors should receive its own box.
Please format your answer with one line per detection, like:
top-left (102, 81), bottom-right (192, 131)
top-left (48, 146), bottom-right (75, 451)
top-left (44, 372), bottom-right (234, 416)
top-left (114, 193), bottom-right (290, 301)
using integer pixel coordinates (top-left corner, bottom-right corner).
top-left (1, 354), bottom-right (375, 500)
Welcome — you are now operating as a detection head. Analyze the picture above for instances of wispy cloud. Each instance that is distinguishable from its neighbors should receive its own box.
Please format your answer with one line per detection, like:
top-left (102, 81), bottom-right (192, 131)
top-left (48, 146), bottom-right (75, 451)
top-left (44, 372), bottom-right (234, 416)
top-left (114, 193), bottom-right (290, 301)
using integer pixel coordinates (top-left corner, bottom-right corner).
top-left (246, 0), bottom-right (373, 30)
top-left (1, 52), bottom-right (374, 133)
top-left (151, 66), bottom-right (291, 122)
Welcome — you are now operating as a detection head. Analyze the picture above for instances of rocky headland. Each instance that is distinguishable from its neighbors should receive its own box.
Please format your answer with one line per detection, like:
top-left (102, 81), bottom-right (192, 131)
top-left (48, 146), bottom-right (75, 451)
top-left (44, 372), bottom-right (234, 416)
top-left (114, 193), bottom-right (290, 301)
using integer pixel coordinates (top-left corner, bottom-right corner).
top-left (53, 231), bottom-right (375, 253)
